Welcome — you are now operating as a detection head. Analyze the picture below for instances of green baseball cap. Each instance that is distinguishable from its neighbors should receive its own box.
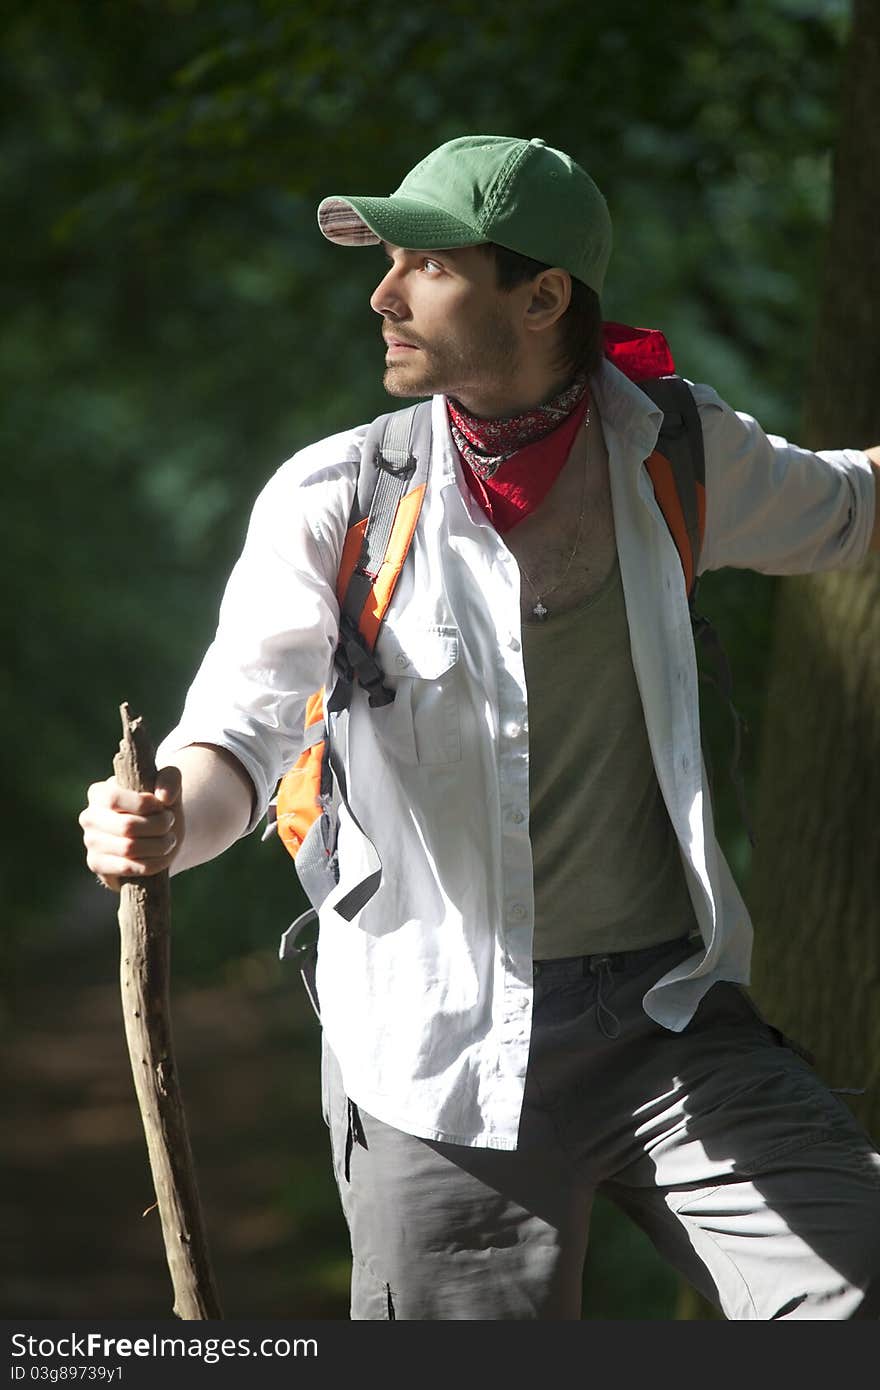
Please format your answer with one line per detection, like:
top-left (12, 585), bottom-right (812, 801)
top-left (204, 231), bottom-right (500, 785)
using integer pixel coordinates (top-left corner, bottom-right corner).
top-left (317, 134), bottom-right (612, 295)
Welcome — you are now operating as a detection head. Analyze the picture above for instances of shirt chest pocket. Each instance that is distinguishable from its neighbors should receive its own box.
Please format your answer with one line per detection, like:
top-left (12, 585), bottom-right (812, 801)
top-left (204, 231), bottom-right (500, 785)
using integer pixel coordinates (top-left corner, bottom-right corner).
top-left (374, 623), bottom-right (463, 766)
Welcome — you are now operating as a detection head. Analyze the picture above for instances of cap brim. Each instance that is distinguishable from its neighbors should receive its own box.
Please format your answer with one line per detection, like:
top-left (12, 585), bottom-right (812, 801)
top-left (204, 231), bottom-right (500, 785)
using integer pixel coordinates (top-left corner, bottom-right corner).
top-left (317, 195), bottom-right (485, 251)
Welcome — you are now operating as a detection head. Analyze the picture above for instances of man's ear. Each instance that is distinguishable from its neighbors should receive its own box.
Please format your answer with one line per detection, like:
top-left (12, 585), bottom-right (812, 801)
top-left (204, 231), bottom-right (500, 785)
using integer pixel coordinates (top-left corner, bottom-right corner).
top-left (524, 268), bottom-right (571, 332)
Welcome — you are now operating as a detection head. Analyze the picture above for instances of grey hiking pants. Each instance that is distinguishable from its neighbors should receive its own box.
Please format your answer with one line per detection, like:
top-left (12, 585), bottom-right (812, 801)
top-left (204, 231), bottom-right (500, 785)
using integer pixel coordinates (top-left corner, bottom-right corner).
top-left (318, 935), bottom-right (880, 1319)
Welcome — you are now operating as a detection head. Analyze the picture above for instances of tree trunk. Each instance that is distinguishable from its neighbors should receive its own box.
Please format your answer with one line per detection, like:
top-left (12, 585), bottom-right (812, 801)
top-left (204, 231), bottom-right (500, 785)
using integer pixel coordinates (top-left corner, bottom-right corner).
top-left (747, 0), bottom-right (880, 1139)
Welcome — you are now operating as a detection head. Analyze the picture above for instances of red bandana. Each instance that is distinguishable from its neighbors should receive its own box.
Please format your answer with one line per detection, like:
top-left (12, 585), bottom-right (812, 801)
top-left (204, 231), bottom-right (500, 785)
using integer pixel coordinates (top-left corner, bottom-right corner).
top-left (449, 323), bottom-right (674, 533)
top-left (448, 372), bottom-right (590, 480)
top-left (452, 391), bottom-right (590, 532)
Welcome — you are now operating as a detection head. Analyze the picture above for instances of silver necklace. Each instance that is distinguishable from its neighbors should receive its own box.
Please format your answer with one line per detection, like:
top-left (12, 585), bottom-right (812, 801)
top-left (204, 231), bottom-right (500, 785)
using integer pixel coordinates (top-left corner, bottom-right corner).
top-left (518, 408), bottom-right (591, 621)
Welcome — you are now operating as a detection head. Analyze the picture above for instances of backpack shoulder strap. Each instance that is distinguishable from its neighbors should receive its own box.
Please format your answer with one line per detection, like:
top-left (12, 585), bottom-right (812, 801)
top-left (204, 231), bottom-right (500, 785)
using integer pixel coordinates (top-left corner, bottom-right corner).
top-left (329, 400), bottom-right (433, 711)
top-left (637, 376), bottom-right (756, 846)
top-left (638, 375), bottom-right (705, 600)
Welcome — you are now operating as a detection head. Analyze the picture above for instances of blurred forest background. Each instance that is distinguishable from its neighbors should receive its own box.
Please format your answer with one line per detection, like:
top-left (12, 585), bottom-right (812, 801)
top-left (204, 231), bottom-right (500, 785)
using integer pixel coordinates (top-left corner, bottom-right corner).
top-left (3, 0), bottom-right (876, 1321)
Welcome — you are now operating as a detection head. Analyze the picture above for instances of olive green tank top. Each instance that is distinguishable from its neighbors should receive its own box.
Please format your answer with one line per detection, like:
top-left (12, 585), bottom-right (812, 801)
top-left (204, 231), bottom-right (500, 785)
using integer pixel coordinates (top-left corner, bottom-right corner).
top-left (522, 557), bottom-right (698, 958)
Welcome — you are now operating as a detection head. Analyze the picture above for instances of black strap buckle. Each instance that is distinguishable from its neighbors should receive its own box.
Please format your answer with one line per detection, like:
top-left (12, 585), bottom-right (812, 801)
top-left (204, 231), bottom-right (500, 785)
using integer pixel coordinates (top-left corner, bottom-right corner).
top-left (376, 448), bottom-right (416, 481)
top-left (334, 618), bottom-right (395, 707)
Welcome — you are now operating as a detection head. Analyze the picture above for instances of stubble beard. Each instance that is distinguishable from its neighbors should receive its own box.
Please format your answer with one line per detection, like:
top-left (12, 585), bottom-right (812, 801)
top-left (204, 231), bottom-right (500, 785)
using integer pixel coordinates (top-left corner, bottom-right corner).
top-left (382, 311), bottom-right (520, 408)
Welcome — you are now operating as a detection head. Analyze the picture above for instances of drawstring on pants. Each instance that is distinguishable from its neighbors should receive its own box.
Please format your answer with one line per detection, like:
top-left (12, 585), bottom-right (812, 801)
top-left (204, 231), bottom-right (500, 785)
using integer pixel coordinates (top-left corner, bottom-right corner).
top-left (589, 955), bottom-right (621, 1039)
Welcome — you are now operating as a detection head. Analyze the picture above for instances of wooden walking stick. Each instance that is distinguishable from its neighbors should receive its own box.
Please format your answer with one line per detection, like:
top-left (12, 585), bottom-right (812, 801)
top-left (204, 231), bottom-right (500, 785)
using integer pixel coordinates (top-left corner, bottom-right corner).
top-left (113, 701), bottom-right (223, 1319)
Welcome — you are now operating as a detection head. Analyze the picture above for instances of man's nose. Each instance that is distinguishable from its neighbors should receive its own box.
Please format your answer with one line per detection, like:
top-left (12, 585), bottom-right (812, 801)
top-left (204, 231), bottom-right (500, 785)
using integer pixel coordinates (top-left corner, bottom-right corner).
top-left (370, 266), bottom-right (409, 319)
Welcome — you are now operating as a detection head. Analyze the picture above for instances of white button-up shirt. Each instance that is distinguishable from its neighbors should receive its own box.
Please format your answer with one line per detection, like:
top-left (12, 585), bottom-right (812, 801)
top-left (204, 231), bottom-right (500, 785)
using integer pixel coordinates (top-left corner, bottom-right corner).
top-left (157, 361), bottom-right (875, 1150)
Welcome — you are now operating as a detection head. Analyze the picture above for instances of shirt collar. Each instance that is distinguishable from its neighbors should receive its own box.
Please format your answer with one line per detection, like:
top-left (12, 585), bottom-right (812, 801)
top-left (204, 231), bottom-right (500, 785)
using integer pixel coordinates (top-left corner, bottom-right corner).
top-left (431, 356), bottom-right (666, 494)
top-left (589, 358), bottom-right (665, 463)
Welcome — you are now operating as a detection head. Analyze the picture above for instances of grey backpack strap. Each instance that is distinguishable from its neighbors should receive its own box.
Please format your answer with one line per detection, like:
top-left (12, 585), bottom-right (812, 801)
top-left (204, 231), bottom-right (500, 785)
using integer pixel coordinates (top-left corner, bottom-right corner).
top-left (295, 401), bottom-right (432, 919)
top-left (356, 405), bottom-right (431, 575)
top-left (328, 400), bottom-right (433, 714)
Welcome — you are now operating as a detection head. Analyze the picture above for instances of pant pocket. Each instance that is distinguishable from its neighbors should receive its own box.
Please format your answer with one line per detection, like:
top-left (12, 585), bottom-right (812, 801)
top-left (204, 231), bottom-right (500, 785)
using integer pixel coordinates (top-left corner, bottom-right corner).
top-left (716, 983), bottom-right (817, 1066)
top-left (323, 1041), bottom-right (367, 1182)
top-left (351, 1261), bottom-right (397, 1320)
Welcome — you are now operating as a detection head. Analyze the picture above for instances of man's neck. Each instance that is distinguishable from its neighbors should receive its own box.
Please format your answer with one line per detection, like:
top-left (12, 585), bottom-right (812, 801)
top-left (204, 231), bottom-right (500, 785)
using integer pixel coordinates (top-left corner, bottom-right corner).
top-left (451, 369), bottom-right (574, 420)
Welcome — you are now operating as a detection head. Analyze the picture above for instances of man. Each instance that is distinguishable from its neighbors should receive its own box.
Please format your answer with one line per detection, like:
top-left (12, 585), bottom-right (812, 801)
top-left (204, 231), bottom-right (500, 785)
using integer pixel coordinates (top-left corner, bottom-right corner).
top-left (80, 135), bottom-right (880, 1320)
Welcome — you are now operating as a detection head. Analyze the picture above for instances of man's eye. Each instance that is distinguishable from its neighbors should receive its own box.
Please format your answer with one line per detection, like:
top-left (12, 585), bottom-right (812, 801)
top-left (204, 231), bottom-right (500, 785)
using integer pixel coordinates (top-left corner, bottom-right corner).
top-left (422, 259), bottom-right (443, 274)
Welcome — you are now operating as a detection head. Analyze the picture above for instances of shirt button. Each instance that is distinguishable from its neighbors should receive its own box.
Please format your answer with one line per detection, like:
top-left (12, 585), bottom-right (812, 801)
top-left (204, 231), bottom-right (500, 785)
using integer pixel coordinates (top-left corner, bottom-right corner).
top-left (395, 653), bottom-right (410, 669)
top-left (505, 721), bottom-right (522, 738)
top-left (509, 636), bottom-right (521, 652)
top-left (510, 809), bottom-right (526, 824)
top-left (509, 902), bottom-right (527, 921)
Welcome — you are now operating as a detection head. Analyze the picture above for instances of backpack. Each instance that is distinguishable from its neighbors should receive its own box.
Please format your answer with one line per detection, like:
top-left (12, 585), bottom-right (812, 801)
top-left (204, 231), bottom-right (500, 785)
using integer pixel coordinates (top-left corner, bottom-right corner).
top-left (273, 402), bottom-right (433, 921)
top-left (272, 359), bottom-right (752, 935)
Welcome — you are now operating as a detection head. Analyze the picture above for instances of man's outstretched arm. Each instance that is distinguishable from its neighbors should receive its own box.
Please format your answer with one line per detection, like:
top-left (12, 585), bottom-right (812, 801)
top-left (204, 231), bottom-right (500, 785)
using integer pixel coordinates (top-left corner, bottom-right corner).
top-left (80, 742), bottom-right (255, 893)
top-left (866, 447), bottom-right (880, 550)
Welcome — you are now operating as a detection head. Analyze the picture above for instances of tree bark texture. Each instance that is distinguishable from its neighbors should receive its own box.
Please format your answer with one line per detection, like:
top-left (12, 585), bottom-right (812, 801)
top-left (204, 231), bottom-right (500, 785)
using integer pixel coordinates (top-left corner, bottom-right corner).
top-left (748, 0), bottom-right (880, 1138)
top-left (114, 703), bottom-right (223, 1319)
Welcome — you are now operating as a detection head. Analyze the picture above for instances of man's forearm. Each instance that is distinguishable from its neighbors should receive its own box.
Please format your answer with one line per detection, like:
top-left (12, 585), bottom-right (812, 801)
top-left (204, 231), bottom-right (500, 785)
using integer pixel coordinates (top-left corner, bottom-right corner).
top-left (866, 447), bottom-right (880, 551)
top-left (164, 743), bottom-right (256, 876)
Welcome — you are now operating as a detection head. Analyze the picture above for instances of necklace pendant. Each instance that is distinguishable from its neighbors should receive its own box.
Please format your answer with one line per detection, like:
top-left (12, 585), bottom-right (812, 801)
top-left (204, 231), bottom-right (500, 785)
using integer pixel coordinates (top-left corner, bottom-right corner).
top-left (532, 599), bottom-right (549, 621)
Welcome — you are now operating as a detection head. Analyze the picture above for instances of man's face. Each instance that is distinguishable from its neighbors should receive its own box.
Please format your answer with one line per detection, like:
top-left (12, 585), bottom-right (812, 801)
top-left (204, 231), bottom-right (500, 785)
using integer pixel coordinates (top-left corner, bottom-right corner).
top-left (369, 243), bottom-right (525, 414)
